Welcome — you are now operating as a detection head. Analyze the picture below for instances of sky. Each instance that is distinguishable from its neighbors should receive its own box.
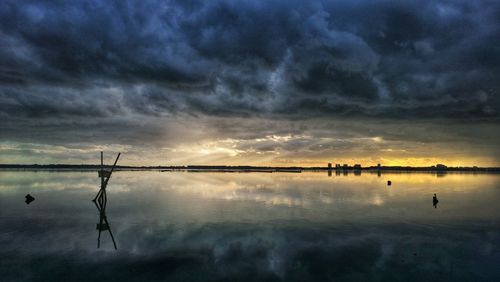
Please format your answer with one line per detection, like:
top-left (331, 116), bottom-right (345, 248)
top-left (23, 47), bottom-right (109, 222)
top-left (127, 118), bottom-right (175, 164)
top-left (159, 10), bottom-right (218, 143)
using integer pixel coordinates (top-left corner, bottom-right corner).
top-left (0, 0), bottom-right (499, 167)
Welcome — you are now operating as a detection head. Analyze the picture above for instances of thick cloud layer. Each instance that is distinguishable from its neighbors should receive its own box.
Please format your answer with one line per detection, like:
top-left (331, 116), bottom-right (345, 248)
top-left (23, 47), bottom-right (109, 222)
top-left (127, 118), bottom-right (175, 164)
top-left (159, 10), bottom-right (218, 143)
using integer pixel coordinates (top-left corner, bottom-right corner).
top-left (0, 0), bottom-right (499, 165)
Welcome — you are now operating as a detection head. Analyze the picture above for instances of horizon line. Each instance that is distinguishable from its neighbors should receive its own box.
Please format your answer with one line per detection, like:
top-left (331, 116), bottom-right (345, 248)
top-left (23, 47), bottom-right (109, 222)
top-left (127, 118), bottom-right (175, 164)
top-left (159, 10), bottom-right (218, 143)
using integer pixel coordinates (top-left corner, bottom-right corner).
top-left (1, 163), bottom-right (499, 170)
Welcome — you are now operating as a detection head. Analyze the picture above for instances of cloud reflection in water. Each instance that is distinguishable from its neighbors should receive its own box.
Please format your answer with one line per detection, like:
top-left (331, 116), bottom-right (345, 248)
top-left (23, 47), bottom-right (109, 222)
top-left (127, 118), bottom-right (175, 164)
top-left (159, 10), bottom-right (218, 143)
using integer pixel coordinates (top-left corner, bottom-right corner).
top-left (0, 171), bottom-right (500, 281)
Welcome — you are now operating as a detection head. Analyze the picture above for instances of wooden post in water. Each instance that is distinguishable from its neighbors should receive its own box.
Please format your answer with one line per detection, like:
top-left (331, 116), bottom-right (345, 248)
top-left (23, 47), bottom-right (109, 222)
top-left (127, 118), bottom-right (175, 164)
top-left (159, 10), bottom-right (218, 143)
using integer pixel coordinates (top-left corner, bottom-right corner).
top-left (93, 151), bottom-right (120, 250)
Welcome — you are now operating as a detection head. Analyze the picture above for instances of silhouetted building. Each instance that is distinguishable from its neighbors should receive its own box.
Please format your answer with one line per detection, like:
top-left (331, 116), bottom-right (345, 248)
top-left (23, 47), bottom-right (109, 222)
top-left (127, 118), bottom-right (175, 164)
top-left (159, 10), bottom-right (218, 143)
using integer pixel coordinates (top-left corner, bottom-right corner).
top-left (353, 164), bottom-right (361, 169)
top-left (342, 164), bottom-right (348, 170)
top-left (436, 164), bottom-right (447, 170)
top-left (328, 163), bottom-right (332, 171)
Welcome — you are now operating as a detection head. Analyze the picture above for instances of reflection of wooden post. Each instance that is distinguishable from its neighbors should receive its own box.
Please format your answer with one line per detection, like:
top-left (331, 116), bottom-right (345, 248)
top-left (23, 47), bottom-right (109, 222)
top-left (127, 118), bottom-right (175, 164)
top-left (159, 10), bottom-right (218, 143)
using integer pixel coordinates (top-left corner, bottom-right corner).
top-left (102, 214), bottom-right (117, 250)
top-left (97, 213), bottom-right (103, 248)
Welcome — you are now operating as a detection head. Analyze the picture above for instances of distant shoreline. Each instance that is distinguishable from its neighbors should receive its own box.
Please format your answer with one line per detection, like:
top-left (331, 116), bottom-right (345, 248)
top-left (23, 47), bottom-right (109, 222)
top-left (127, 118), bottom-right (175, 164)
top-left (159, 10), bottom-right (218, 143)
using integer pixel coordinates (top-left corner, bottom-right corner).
top-left (1, 164), bottom-right (499, 173)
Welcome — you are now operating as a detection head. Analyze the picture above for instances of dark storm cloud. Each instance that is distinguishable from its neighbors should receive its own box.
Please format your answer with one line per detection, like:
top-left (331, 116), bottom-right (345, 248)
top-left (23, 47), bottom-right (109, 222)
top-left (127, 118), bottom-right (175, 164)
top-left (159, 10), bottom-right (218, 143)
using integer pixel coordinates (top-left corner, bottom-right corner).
top-left (1, 0), bottom-right (500, 162)
top-left (1, 0), bottom-right (499, 120)
top-left (0, 0), bottom-right (211, 85)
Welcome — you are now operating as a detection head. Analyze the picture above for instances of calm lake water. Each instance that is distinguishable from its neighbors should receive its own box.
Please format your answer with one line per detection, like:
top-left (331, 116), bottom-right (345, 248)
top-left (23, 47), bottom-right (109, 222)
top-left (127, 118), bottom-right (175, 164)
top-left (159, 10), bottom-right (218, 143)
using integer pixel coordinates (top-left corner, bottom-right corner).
top-left (1, 171), bottom-right (500, 281)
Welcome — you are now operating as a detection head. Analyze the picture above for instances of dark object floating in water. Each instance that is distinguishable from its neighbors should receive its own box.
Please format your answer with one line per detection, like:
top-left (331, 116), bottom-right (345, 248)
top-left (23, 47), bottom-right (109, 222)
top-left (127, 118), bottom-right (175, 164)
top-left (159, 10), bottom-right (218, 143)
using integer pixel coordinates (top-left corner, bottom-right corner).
top-left (433, 193), bottom-right (439, 208)
top-left (25, 194), bottom-right (35, 204)
top-left (387, 180), bottom-right (392, 186)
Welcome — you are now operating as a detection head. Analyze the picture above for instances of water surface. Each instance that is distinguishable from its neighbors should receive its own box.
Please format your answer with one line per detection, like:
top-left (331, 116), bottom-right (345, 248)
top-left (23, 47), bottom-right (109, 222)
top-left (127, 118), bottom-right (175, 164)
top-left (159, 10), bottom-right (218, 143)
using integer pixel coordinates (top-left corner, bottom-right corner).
top-left (1, 171), bottom-right (499, 281)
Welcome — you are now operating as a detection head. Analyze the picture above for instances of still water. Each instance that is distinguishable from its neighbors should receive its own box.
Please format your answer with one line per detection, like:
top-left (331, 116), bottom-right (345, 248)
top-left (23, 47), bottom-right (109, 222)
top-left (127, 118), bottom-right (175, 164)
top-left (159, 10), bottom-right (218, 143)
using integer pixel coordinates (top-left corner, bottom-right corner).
top-left (1, 171), bottom-right (499, 281)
